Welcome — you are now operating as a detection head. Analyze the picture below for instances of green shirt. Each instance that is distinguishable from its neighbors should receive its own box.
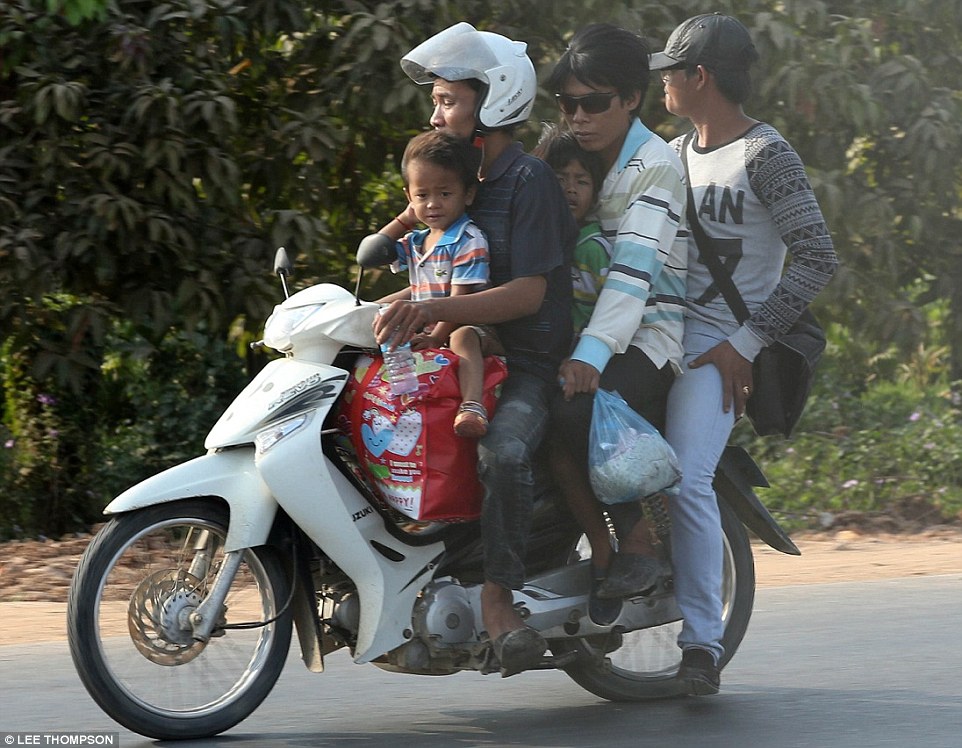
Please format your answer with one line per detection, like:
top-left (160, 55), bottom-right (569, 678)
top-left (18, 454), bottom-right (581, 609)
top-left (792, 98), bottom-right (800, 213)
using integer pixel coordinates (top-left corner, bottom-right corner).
top-left (571, 222), bottom-right (611, 334)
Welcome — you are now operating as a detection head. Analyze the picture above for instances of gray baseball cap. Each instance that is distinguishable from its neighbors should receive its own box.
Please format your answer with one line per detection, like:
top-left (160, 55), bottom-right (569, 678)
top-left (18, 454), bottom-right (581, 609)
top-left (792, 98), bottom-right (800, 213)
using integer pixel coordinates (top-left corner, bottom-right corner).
top-left (649, 13), bottom-right (758, 71)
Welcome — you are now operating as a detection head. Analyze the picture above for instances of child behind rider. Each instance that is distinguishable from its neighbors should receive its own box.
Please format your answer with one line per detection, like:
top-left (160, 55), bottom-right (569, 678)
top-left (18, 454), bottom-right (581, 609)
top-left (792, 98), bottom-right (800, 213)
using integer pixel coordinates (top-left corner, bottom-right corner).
top-left (534, 126), bottom-right (612, 334)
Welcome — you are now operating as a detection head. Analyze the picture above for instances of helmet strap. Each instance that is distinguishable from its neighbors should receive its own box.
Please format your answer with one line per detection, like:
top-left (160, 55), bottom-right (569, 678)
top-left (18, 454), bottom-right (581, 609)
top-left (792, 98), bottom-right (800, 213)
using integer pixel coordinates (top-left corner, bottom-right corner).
top-left (471, 132), bottom-right (487, 178)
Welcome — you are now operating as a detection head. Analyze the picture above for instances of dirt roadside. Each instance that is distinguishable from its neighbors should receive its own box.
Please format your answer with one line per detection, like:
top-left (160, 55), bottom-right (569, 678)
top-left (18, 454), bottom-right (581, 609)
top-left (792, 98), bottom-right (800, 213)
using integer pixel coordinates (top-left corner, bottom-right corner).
top-left (1, 528), bottom-right (960, 646)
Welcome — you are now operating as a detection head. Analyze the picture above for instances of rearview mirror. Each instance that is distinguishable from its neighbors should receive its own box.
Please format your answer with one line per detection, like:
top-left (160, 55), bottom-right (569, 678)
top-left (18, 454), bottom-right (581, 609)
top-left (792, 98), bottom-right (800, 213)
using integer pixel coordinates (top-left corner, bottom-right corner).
top-left (273, 246), bottom-right (293, 276)
top-left (356, 233), bottom-right (397, 269)
top-left (273, 246), bottom-right (293, 299)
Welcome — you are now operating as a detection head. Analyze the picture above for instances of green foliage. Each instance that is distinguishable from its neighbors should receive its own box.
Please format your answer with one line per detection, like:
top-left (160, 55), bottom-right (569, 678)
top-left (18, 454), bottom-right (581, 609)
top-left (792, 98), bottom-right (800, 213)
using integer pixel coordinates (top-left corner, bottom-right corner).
top-left (1, 0), bottom-right (330, 386)
top-left (740, 305), bottom-right (962, 531)
top-left (2, 0), bottom-right (962, 535)
top-left (45, 0), bottom-right (109, 25)
top-left (92, 326), bottom-right (250, 504)
top-left (1, 314), bottom-right (248, 539)
top-left (1, 338), bottom-right (92, 536)
top-left (748, 381), bottom-right (962, 532)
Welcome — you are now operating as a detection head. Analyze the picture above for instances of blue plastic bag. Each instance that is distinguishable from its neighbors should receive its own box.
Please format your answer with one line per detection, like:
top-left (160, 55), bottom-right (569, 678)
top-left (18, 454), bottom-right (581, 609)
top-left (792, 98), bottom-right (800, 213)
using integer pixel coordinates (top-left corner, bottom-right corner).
top-left (588, 389), bottom-right (681, 505)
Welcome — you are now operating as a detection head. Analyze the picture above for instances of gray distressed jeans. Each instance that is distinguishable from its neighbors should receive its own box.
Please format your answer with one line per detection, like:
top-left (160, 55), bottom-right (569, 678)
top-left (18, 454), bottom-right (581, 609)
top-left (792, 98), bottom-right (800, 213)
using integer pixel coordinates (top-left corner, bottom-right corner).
top-left (477, 370), bottom-right (553, 590)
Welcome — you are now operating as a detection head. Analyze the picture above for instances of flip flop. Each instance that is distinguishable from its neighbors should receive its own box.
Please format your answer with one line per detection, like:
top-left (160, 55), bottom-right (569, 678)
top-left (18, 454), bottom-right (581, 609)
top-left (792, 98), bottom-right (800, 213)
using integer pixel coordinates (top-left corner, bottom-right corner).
top-left (589, 569), bottom-right (622, 625)
top-left (491, 627), bottom-right (547, 678)
top-left (596, 552), bottom-right (670, 599)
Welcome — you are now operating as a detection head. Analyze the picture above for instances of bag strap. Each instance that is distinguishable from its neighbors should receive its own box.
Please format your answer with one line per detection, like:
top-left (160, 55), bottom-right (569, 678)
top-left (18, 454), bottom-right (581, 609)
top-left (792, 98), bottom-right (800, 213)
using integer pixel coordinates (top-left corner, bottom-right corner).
top-left (680, 132), bottom-right (750, 324)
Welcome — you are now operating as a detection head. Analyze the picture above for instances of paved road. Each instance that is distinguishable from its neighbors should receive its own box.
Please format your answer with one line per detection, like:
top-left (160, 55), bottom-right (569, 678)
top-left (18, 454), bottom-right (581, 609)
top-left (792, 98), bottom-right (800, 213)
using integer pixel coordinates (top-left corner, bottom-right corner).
top-left (2, 575), bottom-right (960, 747)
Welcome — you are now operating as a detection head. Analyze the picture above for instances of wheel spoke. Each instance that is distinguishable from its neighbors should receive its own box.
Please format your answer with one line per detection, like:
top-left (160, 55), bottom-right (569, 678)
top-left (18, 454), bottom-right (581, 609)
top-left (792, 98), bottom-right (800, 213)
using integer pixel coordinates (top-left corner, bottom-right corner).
top-left (68, 501), bottom-right (293, 739)
top-left (96, 519), bottom-right (276, 712)
top-left (559, 498), bottom-right (754, 699)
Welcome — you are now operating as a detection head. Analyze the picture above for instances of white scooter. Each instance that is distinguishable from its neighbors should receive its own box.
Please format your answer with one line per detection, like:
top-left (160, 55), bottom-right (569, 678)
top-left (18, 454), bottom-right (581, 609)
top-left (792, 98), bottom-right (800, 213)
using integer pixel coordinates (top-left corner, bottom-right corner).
top-left (67, 236), bottom-right (799, 740)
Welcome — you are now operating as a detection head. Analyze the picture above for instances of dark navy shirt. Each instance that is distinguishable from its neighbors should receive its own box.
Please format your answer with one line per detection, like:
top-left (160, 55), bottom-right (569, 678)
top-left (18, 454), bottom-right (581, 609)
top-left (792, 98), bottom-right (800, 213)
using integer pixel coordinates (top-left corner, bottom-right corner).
top-left (468, 143), bottom-right (576, 381)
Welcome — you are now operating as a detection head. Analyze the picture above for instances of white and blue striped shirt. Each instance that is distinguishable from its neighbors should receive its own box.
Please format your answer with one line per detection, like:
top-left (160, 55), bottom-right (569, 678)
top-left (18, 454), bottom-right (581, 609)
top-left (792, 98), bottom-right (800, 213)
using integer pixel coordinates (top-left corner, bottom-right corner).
top-left (572, 118), bottom-right (688, 375)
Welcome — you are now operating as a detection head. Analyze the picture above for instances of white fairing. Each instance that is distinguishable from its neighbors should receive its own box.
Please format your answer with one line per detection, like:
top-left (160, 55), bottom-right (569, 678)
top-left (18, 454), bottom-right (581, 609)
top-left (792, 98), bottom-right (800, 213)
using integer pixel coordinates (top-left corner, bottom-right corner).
top-left (256, 424), bottom-right (444, 662)
top-left (103, 449), bottom-right (277, 552)
top-left (104, 279), bottom-right (444, 663)
top-left (205, 284), bottom-right (379, 449)
top-left (263, 284), bottom-right (379, 358)
top-left (204, 358), bottom-right (344, 450)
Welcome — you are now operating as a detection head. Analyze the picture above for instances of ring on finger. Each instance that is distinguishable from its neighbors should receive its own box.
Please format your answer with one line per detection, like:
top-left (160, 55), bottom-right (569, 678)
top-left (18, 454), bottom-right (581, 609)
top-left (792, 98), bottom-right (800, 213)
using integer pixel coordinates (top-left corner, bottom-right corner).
top-left (742, 385), bottom-right (751, 396)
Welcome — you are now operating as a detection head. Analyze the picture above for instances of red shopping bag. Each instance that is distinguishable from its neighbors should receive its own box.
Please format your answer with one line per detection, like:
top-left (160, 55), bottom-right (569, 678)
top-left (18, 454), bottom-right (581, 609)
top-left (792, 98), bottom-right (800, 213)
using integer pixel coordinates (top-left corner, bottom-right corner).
top-left (339, 348), bottom-right (507, 521)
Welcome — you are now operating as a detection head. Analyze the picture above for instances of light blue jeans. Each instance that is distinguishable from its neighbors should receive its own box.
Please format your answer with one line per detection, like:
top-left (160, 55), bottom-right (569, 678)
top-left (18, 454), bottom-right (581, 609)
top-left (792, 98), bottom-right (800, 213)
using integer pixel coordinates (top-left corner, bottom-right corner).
top-left (665, 318), bottom-right (738, 664)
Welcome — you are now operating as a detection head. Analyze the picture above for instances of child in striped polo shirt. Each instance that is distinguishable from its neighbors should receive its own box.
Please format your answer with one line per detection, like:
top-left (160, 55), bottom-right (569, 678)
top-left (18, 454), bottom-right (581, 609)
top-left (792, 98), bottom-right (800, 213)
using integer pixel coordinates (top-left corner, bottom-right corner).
top-left (377, 129), bottom-right (502, 438)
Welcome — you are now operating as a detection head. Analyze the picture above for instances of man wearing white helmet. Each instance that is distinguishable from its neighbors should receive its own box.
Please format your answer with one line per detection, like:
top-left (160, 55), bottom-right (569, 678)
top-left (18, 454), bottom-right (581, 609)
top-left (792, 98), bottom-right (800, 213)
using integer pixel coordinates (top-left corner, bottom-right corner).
top-left (375, 23), bottom-right (577, 677)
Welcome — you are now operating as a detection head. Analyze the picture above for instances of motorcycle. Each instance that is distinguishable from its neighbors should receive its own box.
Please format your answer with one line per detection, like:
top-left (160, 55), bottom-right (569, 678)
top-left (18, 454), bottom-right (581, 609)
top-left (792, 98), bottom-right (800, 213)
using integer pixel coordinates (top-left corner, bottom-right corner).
top-left (66, 236), bottom-right (800, 740)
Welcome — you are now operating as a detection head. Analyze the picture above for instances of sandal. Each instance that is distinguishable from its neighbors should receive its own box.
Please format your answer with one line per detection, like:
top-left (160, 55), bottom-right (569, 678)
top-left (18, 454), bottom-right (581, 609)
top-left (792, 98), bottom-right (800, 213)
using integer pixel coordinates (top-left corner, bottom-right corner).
top-left (596, 552), bottom-right (670, 599)
top-left (491, 626), bottom-right (547, 678)
top-left (454, 400), bottom-right (488, 438)
top-left (589, 567), bottom-right (623, 626)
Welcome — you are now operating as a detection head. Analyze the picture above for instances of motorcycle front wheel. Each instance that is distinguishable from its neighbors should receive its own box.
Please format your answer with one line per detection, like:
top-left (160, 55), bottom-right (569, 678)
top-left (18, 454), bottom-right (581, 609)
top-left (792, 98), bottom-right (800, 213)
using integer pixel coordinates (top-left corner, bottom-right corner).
top-left (67, 499), bottom-right (293, 740)
top-left (557, 496), bottom-right (753, 700)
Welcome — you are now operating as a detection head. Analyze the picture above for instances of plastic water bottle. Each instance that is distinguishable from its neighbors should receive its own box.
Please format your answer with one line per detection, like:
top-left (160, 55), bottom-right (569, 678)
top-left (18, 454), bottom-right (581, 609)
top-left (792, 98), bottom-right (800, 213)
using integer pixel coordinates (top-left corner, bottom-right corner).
top-left (378, 311), bottom-right (418, 396)
top-left (380, 340), bottom-right (418, 396)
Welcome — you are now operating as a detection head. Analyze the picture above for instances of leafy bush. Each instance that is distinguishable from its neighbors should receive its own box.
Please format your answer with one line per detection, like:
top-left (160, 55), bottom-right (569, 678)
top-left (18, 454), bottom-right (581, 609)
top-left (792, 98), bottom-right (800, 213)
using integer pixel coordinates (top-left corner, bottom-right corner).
top-left (1, 314), bottom-right (248, 539)
top-left (92, 325), bottom-right (251, 500)
top-left (742, 319), bottom-right (962, 532)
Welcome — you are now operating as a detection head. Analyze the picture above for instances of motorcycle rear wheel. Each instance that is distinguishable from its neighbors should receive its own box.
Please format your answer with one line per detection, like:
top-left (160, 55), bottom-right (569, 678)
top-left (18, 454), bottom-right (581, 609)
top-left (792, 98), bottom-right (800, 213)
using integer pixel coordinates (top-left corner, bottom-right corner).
top-left (67, 499), bottom-right (293, 740)
top-left (558, 497), bottom-right (753, 700)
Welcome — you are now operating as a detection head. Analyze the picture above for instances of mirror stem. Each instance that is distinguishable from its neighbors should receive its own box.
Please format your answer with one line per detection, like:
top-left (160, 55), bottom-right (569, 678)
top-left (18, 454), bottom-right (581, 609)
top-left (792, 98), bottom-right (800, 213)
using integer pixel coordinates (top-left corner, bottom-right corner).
top-left (353, 267), bottom-right (364, 305)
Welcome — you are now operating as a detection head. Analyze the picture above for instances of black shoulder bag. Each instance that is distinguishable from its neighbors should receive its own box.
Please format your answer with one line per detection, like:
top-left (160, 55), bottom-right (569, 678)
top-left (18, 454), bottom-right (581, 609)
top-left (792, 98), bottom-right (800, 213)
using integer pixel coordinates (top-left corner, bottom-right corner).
top-left (680, 132), bottom-right (825, 438)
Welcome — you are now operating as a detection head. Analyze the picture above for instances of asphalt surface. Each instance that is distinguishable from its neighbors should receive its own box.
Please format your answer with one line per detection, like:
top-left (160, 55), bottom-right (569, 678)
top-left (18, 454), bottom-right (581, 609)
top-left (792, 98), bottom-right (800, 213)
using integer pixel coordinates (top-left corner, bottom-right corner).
top-left (1, 574), bottom-right (960, 747)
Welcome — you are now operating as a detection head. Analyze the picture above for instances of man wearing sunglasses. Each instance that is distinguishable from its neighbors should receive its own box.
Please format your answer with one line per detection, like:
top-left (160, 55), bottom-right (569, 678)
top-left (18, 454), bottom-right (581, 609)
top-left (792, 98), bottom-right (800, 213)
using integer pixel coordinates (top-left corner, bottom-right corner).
top-left (545, 25), bottom-right (688, 628)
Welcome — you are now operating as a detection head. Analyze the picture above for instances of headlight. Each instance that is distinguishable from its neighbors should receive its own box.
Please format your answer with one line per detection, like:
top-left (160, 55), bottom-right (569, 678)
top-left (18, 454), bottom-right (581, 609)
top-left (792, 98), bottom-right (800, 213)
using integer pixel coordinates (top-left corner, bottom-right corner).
top-left (255, 412), bottom-right (312, 455)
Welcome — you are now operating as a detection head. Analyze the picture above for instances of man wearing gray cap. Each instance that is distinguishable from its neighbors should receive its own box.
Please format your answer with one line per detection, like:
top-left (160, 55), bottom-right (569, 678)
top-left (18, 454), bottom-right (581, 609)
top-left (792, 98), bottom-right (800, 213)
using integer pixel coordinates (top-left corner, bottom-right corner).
top-left (650, 14), bottom-right (837, 695)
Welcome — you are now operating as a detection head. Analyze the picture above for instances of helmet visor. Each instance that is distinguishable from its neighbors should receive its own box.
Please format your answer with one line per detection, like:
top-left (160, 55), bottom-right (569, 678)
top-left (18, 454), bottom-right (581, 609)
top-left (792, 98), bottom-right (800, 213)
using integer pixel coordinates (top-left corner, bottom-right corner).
top-left (401, 22), bottom-right (500, 85)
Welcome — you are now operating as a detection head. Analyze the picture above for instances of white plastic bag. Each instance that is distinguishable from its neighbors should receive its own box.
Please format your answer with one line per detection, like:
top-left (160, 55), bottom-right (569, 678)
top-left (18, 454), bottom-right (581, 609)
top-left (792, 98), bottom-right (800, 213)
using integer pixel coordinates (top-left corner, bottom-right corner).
top-left (588, 389), bottom-right (681, 505)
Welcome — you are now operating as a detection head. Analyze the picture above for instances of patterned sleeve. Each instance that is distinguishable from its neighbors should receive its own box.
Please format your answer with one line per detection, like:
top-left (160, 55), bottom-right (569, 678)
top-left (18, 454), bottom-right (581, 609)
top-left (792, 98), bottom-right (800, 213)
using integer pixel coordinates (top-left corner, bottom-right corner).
top-left (745, 127), bottom-right (839, 342)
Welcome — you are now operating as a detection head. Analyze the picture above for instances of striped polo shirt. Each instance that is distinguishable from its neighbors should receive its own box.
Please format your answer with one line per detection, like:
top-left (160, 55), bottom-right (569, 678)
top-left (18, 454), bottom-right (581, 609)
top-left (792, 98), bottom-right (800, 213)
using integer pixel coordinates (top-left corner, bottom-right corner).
top-left (394, 213), bottom-right (489, 300)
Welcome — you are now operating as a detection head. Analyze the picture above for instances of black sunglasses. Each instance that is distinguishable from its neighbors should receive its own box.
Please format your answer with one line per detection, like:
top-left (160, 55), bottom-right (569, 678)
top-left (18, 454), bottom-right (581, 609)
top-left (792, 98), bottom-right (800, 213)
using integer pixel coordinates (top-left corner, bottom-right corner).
top-left (554, 91), bottom-right (619, 115)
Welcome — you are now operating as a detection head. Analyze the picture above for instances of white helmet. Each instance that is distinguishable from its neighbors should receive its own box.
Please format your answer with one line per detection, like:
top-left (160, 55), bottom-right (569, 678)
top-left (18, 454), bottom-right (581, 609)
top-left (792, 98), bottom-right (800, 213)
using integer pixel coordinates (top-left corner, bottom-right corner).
top-left (400, 22), bottom-right (537, 131)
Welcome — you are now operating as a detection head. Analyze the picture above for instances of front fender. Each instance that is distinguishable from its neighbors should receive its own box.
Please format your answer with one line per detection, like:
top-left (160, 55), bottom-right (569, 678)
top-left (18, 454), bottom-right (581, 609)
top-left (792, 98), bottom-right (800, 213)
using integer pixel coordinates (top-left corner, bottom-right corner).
top-left (714, 445), bottom-right (800, 556)
top-left (104, 448), bottom-right (278, 552)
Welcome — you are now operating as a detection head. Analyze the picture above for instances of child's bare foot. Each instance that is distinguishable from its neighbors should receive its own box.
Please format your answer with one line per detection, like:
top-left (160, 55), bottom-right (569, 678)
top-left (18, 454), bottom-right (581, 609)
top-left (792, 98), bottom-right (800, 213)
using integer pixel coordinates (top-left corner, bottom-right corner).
top-left (454, 400), bottom-right (488, 438)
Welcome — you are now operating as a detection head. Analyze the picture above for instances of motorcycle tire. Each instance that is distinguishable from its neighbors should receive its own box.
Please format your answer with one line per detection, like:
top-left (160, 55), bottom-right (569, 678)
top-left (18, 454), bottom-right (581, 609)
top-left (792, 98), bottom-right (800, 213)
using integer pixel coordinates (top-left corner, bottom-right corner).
top-left (557, 495), bottom-right (754, 700)
top-left (67, 499), bottom-right (293, 740)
